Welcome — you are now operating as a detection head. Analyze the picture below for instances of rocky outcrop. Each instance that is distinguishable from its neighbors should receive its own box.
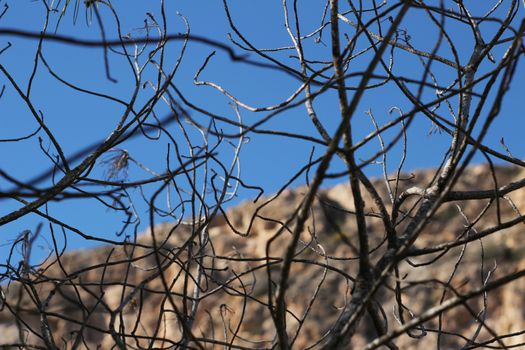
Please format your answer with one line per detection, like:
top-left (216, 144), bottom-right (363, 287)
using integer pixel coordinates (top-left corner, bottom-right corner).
top-left (1, 164), bottom-right (525, 349)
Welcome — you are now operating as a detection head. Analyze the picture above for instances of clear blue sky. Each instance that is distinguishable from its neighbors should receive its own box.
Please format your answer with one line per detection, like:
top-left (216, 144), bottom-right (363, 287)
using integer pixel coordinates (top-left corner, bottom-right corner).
top-left (0, 1), bottom-right (524, 262)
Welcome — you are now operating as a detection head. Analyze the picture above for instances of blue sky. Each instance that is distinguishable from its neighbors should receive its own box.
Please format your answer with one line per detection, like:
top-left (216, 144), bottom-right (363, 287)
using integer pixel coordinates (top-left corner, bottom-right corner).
top-left (0, 1), bottom-right (524, 262)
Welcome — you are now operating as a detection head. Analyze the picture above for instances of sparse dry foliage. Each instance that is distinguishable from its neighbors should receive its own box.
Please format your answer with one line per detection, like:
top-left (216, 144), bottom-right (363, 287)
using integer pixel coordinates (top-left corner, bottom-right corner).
top-left (1, 1), bottom-right (525, 349)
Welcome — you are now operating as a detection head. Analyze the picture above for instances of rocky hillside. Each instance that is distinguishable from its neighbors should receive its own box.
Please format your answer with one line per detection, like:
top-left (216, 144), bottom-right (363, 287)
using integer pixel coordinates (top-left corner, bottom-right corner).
top-left (2, 164), bottom-right (525, 349)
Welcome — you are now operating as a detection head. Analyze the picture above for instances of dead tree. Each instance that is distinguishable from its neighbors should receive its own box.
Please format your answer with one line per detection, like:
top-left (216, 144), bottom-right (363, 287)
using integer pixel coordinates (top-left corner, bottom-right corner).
top-left (1, 1), bottom-right (525, 349)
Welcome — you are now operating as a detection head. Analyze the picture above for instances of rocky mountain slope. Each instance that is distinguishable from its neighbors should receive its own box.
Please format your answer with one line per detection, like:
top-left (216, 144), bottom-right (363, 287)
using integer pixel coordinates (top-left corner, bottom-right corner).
top-left (2, 164), bottom-right (525, 349)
